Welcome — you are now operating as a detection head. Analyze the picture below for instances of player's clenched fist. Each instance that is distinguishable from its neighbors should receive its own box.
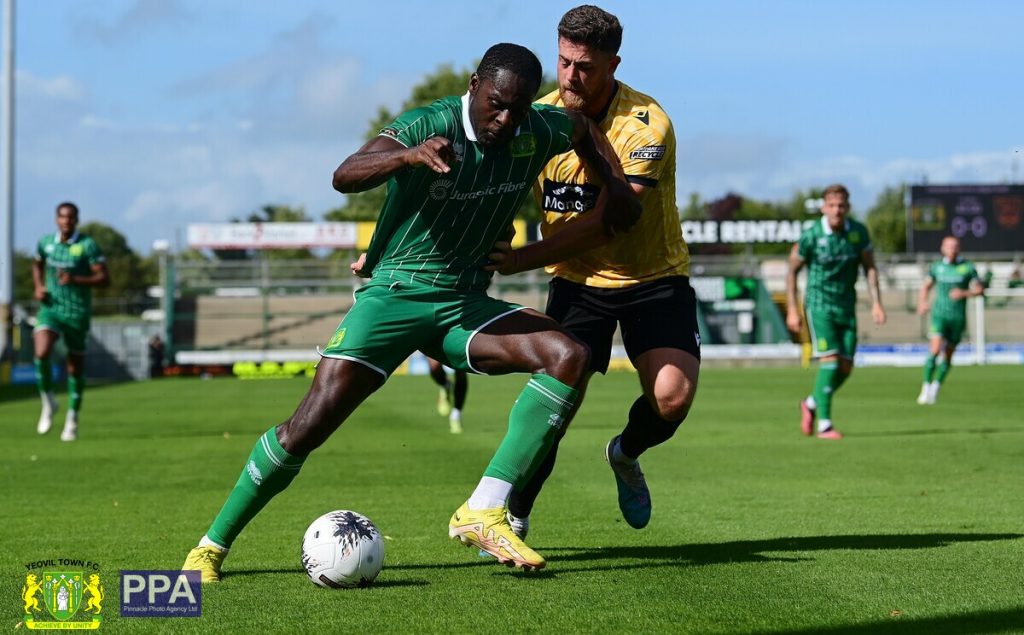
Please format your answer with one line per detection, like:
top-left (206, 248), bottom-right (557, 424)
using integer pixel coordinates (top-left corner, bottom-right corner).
top-left (405, 136), bottom-right (455, 174)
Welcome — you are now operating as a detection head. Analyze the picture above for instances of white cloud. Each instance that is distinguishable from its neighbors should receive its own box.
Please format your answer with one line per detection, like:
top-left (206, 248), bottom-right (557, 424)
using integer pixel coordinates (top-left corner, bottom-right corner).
top-left (17, 71), bottom-right (87, 101)
top-left (72, 0), bottom-right (192, 43)
top-left (123, 182), bottom-right (241, 223)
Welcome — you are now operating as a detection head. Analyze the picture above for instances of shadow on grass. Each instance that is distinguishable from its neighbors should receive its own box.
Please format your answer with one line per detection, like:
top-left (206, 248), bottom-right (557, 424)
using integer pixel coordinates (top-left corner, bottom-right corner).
top-left (856, 427), bottom-right (1023, 438)
top-left (539, 532), bottom-right (1023, 568)
top-left (226, 568), bottom-right (429, 588)
top-left (747, 605), bottom-right (1024, 635)
top-left (389, 532), bottom-right (1023, 575)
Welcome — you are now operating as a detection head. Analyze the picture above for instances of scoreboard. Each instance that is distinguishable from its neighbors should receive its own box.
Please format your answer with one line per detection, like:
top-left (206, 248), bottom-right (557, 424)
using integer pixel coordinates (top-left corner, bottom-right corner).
top-left (909, 184), bottom-right (1024, 253)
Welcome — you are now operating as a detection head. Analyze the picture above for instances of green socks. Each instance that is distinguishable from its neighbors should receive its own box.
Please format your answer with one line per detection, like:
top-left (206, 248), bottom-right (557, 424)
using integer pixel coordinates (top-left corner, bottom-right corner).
top-left (207, 427), bottom-right (306, 549)
top-left (936, 361), bottom-right (951, 384)
top-left (812, 361), bottom-right (839, 420)
top-left (923, 354), bottom-right (937, 383)
top-left (483, 374), bottom-right (578, 489)
top-left (68, 371), bottom-right (84, 412)
top-left (34, 358), bottom-right (53, 394)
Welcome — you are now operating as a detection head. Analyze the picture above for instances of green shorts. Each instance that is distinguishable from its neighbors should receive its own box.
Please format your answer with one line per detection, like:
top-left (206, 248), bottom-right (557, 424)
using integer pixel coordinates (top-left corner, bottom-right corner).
top-left (806, 308), bottom-right (857, 359)
top-left (929, 315), bottom-right (966, 345)
top-left (321, 281), bottom-right (525, 378)
top-left (35, 308), bottom-right (90, 353)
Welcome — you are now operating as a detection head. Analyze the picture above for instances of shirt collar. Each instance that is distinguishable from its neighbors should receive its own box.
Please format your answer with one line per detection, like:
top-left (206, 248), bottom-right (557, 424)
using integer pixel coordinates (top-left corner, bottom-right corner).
top-left (461, 92), bottom-right (521, 144)
top-left (461, 93), bottom-right (477, 142)
top-left (820, 216), bottom-right (849, 235)
top-left (943, 256), bottom-right (962, 265)
top-left (57, 231), bottom-right (80, 244)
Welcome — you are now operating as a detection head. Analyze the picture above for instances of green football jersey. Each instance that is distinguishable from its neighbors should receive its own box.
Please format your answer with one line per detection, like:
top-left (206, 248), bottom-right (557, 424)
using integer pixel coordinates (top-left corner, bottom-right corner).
top-left (36, 232), bottom-right (105, 321)
top-left (797, 217), bottom-right (873, 314)
top-left (363, 94), bottom-right (574, 291)
top-left (928, 257), bottom-right (979, 321)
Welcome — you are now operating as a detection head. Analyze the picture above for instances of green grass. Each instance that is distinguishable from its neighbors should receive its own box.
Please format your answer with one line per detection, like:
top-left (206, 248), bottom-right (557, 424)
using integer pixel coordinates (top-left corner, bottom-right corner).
top-left (2, 366), bottom-right (1023, 634)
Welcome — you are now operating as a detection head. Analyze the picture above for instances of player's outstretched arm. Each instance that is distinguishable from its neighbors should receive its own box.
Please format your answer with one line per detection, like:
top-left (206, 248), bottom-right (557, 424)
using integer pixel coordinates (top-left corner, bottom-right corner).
top-left (332, 135), bottom-right (454, 194)
top-left (486, 189), bottom-right (611, 275)
top-left (785, 243), bottom-right (805, 334)
top-left (566, 111), bottom-right (642, 234)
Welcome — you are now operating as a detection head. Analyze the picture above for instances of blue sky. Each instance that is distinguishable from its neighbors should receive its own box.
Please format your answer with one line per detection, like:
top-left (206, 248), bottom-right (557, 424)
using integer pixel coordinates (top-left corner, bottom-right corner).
top-left (10, 0), bottom-right (1023, 253)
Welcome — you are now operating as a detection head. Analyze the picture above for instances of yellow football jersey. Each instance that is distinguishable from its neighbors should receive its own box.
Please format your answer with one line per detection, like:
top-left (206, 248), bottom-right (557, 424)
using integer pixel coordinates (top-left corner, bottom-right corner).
top-left (535, 81), bottom-right (689, 287)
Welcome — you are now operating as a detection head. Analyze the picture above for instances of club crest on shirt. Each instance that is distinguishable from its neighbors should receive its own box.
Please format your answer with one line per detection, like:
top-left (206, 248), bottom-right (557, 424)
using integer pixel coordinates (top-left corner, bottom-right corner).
top-left (510, 133), bottom-right (536, 157)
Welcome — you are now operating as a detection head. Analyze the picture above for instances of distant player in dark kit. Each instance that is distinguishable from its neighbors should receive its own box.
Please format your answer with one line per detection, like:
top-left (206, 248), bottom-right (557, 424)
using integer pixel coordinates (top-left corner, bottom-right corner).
top-left (32, 202), bottom-right (110, 441)
top-left (182, 42), bottom-right (641, 579)
top-left (916, 236), bottom-right (983, 404)
top-left (786, 184), bottom-right (886, 439)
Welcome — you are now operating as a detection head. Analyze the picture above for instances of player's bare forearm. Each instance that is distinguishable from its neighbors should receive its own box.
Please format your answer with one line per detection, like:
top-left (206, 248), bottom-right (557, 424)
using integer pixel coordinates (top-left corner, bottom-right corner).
top-left (32, 260), bottom-right (47, 300)
top-left (567, 112), bottom-right (641, 233)
top-left (333, 150), bottom-right (412, 193)
top-left (333, 136), bottom-right (453, 194)
top-left (62, 265), bottom-right (109, 288)
top-left (917, 280), bottom-right (933, 315)
top-left (488, 210), bottom-right (610, 275)
top-left (866, 267), bottom-right (883, 307)
top-left (32, 260), bottom-right (45, 290)
top-left (785, 246), bottom-right (804, 333)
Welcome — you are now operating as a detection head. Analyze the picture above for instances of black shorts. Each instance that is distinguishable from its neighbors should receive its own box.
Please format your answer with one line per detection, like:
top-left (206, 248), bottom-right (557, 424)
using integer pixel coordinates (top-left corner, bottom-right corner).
top-left (545, 276), bottom-right (701, 374)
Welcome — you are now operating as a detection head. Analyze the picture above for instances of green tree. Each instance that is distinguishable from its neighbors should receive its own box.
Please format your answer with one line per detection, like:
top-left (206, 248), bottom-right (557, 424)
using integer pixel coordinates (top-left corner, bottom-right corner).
top-left (14, 251), bottom-right (35, 302)
top-left (324, 64), bottom-right (558, 224)
top-left (865, 184), bottom-right (907, 254)
top-left (79, 221), bottom-right (156, 315)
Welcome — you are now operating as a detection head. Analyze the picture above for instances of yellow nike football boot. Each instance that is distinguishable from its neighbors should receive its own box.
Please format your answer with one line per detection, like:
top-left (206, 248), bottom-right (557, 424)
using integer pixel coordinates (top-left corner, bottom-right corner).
top-left (182, 545), bottom-right (227, 583)
top-left (448, 502), bottom-right (545, 570)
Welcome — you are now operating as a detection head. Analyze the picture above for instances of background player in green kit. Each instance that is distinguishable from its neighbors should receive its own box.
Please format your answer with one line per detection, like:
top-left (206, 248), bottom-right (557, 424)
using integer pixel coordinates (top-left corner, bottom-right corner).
top-left (786, 184), bottom-right (886, 439)
top-left (31, 202), bottom-right (109, 441)
top-left (183, 43), bottom-right (640, 578)
top-left (915, 236), bottom-right (983, 405)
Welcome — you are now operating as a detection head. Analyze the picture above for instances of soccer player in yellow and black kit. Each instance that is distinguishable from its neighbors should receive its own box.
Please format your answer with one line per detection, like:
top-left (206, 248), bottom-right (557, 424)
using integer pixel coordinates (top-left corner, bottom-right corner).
top-left (489, 5), bottom-right (699, 534)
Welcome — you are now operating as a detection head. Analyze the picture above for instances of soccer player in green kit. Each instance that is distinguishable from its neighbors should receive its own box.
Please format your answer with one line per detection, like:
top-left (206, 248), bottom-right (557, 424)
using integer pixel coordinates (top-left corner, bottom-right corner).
top-left (32, 202), bottom-right (109, 441)
top-left (786, 184), bottom-right (886, 439)
top-left (915, 236), bottom-right (983, 404)
top-left (183, 43), bottom-right (640, 579)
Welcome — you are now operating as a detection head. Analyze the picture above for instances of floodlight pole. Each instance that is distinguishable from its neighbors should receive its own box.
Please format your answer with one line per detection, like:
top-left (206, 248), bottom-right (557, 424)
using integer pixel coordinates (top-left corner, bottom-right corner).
top-left (0, 0), bottom-right (15, 365)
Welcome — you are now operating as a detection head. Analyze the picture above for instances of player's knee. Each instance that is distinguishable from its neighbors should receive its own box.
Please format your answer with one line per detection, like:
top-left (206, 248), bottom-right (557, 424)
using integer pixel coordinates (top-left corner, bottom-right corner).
top-left (654, 394), bottom-right (692, 423)
top-left (541, 336), bottom-right (589, 386)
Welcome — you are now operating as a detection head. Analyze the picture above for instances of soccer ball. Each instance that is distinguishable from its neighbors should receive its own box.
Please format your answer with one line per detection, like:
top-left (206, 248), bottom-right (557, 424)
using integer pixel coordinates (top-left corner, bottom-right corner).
top-left (301, 510), bottom-right (385, 588)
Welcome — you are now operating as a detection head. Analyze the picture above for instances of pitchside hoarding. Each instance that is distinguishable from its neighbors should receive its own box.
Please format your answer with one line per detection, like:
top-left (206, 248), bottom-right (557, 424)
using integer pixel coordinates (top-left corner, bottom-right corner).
top-left (909, 185), bottom-right (1024, 253)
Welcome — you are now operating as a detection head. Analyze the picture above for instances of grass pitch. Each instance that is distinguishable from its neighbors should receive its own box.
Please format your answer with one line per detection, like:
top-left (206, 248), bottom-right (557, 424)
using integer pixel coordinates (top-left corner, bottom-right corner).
top-left (2, 366), bottom-right (1023, 634)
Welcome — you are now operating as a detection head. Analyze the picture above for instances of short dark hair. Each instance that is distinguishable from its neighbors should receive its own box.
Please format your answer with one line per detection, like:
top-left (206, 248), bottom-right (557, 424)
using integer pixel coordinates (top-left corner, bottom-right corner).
top-left (558, 5), bottom-right (622, 55)
top-left (822, 184), bottom-right (850, 200)
top-left (56, 201), bottom-right (79, 217)
top-left (476, 43), bottom-right (542, 94)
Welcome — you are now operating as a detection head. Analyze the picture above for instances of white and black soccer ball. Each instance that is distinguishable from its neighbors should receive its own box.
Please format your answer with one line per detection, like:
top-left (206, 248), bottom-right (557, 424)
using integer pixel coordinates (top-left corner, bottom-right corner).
top-left (301, 510), bottom-right (385, 588)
